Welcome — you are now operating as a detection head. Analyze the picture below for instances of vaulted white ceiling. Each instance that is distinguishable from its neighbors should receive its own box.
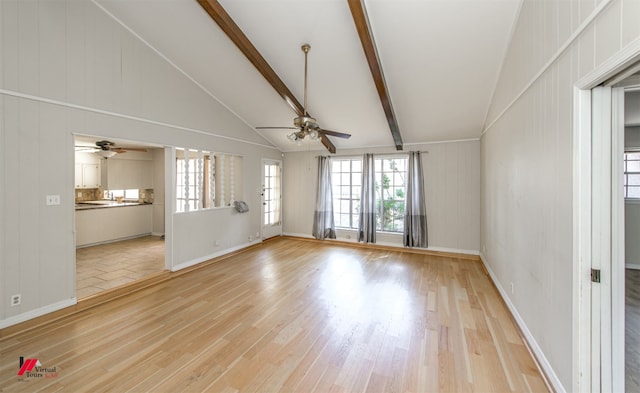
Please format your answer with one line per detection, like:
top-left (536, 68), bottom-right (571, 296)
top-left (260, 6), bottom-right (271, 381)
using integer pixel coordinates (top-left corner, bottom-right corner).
top-left (95, 0), bottom-right (521, 152)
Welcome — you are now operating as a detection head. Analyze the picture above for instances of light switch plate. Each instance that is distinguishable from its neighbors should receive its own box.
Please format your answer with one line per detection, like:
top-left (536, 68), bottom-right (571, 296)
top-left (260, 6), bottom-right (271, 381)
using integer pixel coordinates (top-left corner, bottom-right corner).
top-left (46, 195), bottom-right (60, 205)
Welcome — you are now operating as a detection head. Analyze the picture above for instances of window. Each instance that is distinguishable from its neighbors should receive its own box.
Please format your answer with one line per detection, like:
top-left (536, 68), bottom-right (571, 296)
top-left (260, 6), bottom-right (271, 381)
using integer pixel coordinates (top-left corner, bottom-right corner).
top-left (175, 148), bottom-right (243, 213)
top-left (624, 151), bottom-right (640, 199)
top-left (374, 157), bottom-right (407, 232)
top-left (331, 156), bottom-right (408, 233)
top-left (177, 154), bottom-right (203, 212)
top-left (103, 189), bottom-right (139, 200)
top-left (332, 158), bottom-right (361, 229)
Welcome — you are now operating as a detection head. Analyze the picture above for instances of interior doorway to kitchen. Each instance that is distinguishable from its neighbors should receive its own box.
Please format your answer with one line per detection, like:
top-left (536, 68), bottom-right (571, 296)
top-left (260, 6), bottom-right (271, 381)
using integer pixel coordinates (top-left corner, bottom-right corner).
top-left (74, 135), bottom-right (167, 299)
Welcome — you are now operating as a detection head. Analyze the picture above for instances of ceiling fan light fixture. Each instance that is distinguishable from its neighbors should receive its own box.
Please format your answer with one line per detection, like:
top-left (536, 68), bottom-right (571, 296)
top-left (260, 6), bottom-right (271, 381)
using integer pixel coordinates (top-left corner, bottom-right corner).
top-left (308, 129), bottom-right (319, 140)
top-left (287, 132), bottom-right (298, 142)
top-left (95, 150), bottom-right (117, 159)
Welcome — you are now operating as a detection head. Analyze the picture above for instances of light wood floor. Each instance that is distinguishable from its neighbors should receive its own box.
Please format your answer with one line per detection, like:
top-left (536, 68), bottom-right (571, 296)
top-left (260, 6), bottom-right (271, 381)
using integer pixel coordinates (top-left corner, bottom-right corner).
top-left (627, 269), bottom-right (640, 392)
top-left (76, 236), bottom-right (165, 299)
top-left (1, 237), bottom-right (547, 392)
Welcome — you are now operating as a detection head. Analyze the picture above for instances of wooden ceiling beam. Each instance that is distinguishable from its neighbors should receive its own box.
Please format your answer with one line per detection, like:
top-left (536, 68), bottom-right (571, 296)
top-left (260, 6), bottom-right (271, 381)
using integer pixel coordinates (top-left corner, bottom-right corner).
top-left (320, 134), bottom-right (337, 154)
top-left (347, 0), bottom-right (403, 150)
top-left (197, 0), bottom-right (305, 117)
top-left (197, 0), bottom-right (341, 153)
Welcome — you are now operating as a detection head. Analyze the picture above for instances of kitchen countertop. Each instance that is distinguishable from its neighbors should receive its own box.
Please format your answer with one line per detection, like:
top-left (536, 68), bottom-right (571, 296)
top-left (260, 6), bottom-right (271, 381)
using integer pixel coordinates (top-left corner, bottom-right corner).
top-left (75, 201), bottom-right (151, 210)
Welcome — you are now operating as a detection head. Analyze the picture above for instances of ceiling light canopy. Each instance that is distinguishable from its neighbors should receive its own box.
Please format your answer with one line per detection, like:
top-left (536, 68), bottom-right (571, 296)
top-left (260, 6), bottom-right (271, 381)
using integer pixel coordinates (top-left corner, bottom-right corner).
top-left (95, 150), bottom-right (117, 159)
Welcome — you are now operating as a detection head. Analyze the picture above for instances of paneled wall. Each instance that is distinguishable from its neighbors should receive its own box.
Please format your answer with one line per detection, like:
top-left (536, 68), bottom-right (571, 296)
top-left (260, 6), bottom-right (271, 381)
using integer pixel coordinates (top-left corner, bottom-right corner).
top-left (283, 140), bottom-right (480, 253)
top-left (0, 1), bottom-right (280, 328)
top-left (481, 0), bottom-right (640, 390)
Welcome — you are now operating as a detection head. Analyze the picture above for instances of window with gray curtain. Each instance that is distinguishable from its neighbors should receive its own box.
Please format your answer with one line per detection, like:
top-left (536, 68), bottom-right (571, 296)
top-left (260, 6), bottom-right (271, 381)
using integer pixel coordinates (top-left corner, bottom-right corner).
top-left (358, 153), bottom-right (376, 243)
top-left (403, 151), bottom-right (428, 247)
top-left (312, 156), bottom-right (336, 240)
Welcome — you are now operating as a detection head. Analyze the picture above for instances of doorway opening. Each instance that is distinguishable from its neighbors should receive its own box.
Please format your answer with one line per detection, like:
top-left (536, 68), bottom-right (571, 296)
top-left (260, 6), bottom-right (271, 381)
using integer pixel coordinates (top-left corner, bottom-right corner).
top-left (73, 135), bottom-right (167, 299)
top-left (622, 86), bottom-right (640, 392)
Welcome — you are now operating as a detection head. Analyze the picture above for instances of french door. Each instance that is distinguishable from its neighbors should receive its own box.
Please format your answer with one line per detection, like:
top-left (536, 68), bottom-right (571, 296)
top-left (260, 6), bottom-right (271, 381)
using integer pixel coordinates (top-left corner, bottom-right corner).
top-left (262, 159), bottom-right (282, 239)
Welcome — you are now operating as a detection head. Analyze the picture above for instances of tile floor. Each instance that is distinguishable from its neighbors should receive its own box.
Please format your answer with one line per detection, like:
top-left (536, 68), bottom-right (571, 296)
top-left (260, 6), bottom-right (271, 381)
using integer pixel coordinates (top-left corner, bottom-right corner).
top-left (76, 235), bottom-right (165, 299)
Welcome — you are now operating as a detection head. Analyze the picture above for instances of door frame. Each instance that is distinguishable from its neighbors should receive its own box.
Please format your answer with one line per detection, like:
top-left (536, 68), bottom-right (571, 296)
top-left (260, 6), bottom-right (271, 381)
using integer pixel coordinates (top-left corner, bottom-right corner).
top-left (573, 42), bottom-right (640, 392)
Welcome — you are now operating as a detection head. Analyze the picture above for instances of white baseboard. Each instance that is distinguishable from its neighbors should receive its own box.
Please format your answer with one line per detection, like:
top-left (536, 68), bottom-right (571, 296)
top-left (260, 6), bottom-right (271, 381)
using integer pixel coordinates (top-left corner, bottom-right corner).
top-left (479, 253), bottom-right (565, 393)
top-left (283, 232), bottom-right (315, 239)
top-left (171, 239), bottom-right (262, 272)
top-left (0, 298), bottom-right (77, 329)
top-left (76, 233), bottom-right (153, 249)
top-left (283, 232), bottom-right (479, 256)
top-left (626, 263), bottom-right (640, 270)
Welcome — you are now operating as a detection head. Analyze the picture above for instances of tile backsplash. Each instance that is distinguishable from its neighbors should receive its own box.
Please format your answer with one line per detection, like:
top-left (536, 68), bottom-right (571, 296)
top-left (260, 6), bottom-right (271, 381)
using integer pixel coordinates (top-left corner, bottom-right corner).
top-left (75, 187), bottom-right (155, 203)
top-left (75, 188), bottom-right (102, 202)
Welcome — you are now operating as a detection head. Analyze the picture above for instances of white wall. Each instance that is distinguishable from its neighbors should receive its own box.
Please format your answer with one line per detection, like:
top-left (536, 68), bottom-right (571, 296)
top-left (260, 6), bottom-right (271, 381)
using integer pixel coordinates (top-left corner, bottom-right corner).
top-left (627, 90), bottom-right (640, 125)
top-left (283, 140), bottom-right (480, 254)
top-left (152, 148), bottom-right (165, 236)
top-left (0, 1), bottom-right (281, 328)
top-left (481, 0), bottom-right (640, 390)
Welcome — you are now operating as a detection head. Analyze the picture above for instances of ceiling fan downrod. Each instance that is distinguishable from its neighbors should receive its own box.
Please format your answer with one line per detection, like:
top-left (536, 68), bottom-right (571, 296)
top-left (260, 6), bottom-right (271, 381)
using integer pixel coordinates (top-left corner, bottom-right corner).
top-left (302, 44), bottom-right (310, 116)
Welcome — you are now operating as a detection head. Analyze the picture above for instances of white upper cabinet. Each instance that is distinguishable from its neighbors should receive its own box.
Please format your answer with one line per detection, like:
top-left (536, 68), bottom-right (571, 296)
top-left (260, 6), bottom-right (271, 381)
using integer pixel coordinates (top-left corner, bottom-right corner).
top-left (75, 157), bottom-right (101, 189)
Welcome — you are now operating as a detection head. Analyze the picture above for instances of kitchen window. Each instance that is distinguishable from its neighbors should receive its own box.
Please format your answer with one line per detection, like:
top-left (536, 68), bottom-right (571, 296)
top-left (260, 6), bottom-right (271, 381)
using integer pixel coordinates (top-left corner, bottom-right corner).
top-left (103, 189), bottom-right (139, 200)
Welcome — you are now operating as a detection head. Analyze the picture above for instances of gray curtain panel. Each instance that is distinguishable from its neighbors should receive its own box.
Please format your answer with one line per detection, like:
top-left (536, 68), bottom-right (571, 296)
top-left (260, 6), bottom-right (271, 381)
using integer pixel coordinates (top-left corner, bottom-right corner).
top-left (358, 153), bottom-right (376, 243)
top-left (312, 156), bottom-right (336, 240)
top-left (404, 151), bottom-right (428, 247)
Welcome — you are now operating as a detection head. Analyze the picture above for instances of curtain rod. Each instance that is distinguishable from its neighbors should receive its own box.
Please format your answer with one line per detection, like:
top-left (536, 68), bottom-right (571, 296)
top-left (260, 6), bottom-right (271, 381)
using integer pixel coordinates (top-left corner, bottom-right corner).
top-left (315, 151), bottom-right (428, 158)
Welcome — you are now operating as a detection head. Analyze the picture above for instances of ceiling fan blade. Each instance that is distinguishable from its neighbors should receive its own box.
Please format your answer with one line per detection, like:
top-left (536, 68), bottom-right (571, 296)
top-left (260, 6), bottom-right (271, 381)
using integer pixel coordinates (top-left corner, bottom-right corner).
top-left (111, 147), bottom-right (148, 153)
top-left (318, 129), bottom-right (351, 139)
top-left (256, 126), bottom-right (298, 130)
top-left (75, 146), bottom-right (98, 152)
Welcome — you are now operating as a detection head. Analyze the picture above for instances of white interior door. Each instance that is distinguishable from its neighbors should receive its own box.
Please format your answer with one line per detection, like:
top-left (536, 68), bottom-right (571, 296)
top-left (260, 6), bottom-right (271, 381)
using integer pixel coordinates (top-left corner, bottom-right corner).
top-left (262, 159), bottom-right (282, 239)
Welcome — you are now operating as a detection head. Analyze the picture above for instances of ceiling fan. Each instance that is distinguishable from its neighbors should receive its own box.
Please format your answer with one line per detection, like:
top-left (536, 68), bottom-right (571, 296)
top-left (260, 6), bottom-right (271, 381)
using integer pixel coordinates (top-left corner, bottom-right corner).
top-left (75, 140), bottom-right (148, 159)
top-left (256, 44), bottom-right (351, 146)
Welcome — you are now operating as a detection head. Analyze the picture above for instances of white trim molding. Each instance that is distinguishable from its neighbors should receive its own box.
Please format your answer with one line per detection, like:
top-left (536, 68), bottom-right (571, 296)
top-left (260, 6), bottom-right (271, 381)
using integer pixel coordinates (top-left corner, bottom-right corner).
top-left (171, 239), bottom-right (262, 272)
top-left (0, 298), bottom-right (77, 330)
top-left (480, 254), bottom-right (564, 393)
top-left (0, 89), bottom-right (278, 151)
top-left (483, 0), bottom-right (614, 135)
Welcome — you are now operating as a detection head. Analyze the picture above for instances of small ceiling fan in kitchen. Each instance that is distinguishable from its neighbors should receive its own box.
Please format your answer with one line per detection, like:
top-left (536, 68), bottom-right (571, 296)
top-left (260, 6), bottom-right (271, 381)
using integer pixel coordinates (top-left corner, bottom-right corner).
top-left (74, 140), bottom-right (148, 159)
top-left (256, 44), bottom-right (351, 147)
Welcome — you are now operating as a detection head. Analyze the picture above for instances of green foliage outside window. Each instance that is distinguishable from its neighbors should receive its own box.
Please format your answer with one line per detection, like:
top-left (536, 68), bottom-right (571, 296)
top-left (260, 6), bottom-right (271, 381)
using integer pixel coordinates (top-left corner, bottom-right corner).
top-left (375, 159), bottom-right (406, 232)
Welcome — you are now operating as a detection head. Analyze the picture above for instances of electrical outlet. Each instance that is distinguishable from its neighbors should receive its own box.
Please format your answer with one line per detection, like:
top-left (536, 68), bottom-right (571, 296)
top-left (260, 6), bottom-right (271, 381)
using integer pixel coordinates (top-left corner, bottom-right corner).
top-left (11, 294), bottom-right (21, 307)
top-left (256, 232), bottom-right (260, 238)
top-left (510, 283), bottom-right (514, 294)
top-left (77, 192), bottom-right (82, 198)
top-left (249, 235), bottom-right (253, 241)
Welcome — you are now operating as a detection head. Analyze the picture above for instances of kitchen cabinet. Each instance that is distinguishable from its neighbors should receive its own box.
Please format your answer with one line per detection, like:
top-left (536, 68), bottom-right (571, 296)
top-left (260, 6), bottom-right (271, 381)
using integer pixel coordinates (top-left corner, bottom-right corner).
top-left (75, 163), bottom-right (100, 188)
top-left (76, 204), bottom-right (152, 247)
top-left (101, 159), bottom-right (153, 189)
